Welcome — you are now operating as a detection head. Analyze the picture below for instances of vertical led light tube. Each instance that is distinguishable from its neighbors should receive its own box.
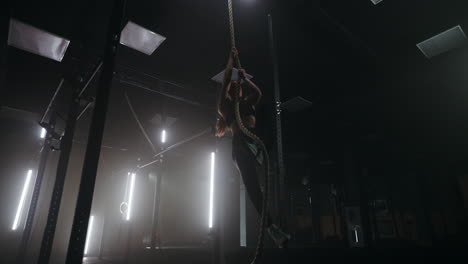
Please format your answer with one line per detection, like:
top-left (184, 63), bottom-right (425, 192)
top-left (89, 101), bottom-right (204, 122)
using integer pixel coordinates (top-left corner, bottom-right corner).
top-left (209, 152), bottom-right (215, 228)
top-left (84, 215), bottom-right (95, 255)
top-left (126, 173), bottom-right (136, 221)
top-left (161, 129), bottom-right (166, 144)
top-left (40, 128), bottom-right (47, 139)
top-left (12, 170), bottom-right (33, 230)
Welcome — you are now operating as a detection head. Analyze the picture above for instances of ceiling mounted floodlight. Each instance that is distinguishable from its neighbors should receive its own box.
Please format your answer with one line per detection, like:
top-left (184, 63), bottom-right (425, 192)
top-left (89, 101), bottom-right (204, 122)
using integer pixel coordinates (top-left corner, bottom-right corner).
top-left (211, 68), bottom-right (253, 84)
top-left (281, 96), bottom-right (313, 113)
top-left (120, 21), bottom-right (166, 55)
top-left (370, 0), bottom-right (383, 5)
top-left (417, 25), bottom-right (467, 58)
top-left (8, 18), bottom-right (70, 62)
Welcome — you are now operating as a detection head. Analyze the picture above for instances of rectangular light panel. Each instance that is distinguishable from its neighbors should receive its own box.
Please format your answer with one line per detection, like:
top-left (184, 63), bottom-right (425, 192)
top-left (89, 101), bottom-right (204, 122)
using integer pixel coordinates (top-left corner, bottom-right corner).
top-left (120, 21), bottom-right (166, 55)
top-left (8, 18), bottom-right (70, 62)
top-left (211, 68), bottom-right (253, 84)
top-left (417, 25), bottom-right (467, 58)
top-left (281, 96), bottom-right (313, 112)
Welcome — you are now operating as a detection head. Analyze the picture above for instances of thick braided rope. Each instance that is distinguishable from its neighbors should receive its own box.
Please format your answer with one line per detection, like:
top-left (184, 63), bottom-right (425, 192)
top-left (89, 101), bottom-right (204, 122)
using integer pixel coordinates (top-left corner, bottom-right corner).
top-left (227, 1), bottom-right (270, 263)
top-left (227, 0), bottom-right (236, 51)
top-left (234, 83), bottom-right (270, 264)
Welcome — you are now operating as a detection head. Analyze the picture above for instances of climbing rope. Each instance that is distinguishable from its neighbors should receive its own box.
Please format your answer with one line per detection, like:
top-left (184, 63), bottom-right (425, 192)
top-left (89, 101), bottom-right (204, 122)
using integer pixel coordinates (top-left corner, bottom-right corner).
top-left (227, 1), bottom-right (270, 263)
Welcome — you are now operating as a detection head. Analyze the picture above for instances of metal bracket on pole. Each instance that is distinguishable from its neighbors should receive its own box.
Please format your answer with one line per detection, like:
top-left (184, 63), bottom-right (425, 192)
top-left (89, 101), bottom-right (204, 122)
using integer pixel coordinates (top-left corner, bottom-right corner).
top-left (275, 101), bottom-right (282, 115)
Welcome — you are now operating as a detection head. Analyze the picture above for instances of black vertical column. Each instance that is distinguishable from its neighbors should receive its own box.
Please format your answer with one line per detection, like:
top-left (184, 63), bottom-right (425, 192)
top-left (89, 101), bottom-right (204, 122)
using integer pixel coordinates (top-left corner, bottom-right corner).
top-left (0, 2), bottom-right (10, 104)
top-left (37, 85), bottom-right (81, 264)
top-left (268, 14), bottom-right (286, 224)
top-left (17, 114), bottom-right (55, 264)
top-left (65, 1), bottom-right (125, 263)
top-left (150, 171), bottom-right (159, 249)
top-left (151, 102), bottom-right (165, 249)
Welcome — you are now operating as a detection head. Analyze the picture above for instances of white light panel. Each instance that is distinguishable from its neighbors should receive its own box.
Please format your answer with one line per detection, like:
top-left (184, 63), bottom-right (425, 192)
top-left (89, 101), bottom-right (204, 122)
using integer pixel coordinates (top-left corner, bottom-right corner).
top-left (120, 21), bottom-right (166, 55)
top-left (8, 18), bottom-right (70, 62)
top-left (211, 68), bottom-right (253, 84)
top-left (417, 25), bottom-right (467, 58)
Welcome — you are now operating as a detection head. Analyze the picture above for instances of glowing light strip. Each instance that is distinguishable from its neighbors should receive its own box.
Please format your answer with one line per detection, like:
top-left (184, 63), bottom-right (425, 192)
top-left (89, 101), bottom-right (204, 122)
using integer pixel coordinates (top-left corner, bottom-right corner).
top-left (126, 173), bottom-right (136, 221)
top-left (161, 129), bottom-right (166, 144)
top-left (84, 215), bottom-right (94, 255)
top-left (123, 173), bottom-right (130, 204)
top-left (354, 229), bottom-right (359, 243)
top-left (209, 152), bottom-right (215, 228)
top-left (12, 170), bottom-right (33, 230)
top-left (40, 128), bottom-right (47, 139)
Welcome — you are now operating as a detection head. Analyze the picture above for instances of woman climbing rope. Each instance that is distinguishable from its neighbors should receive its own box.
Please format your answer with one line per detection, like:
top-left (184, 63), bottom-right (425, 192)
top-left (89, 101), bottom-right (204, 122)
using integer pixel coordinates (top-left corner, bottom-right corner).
top-left (215, 47), bottom-right (290, 248)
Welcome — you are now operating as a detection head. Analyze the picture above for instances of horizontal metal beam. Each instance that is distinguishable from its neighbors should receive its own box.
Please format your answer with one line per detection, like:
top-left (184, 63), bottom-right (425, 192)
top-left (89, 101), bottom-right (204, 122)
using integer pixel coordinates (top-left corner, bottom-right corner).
top-left (118, 77), bottom-right (214, 110)
top-left (138, 126), bottom-right (212, 169)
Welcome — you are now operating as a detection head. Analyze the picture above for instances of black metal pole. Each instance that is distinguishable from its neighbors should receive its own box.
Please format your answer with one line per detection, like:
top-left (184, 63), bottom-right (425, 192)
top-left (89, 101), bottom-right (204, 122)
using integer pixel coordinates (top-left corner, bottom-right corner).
top-left (268, 14), bottom-right (286, 224)
top-left (124, 224), bottom-right (133, 264)
top-left (97, 214), bottom-right (105, 260)
top-left (65, 1), bottom-right (125, 263)
top-left (37, 85), bottom-right (81, 264)
top-left (150, 171), bottom-right (161, 249)
top-left (150, 172), bottom-right (158, 249)
top-left (151, 107), bottom-right (165, 249)
top-left (17, 113), bottom-right (55, 264)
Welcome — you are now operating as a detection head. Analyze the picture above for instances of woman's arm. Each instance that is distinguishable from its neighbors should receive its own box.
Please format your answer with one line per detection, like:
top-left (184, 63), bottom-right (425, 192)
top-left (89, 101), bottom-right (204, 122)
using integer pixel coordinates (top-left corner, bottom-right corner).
top-left (217, 48), bottom-right (237, 115)
top-left (239, 69), bottom-right (262, 105)
top-left (223, 48), bottom-right (236, 87)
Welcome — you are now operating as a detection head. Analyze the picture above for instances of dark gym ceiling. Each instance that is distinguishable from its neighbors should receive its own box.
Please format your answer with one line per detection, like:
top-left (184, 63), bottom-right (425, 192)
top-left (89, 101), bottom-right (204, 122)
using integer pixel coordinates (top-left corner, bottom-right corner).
top-left (3, 0), bottom-right (468, 167)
